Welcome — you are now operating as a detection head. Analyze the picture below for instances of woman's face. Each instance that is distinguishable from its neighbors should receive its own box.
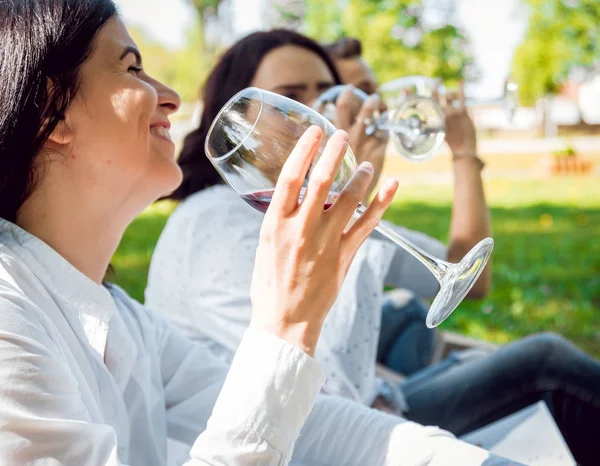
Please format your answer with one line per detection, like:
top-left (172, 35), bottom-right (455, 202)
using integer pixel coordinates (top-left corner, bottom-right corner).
top-left (46, 17), bottom-right (181, 217)
top-left (335, 57), bottom-right (378, 95)
top-left (251, 45), bottom-right (335, 107)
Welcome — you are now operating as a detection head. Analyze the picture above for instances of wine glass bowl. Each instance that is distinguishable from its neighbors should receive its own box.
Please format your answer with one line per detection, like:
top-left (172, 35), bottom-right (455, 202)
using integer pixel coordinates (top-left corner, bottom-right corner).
top-left (386, 94), bottom-right (446, 161)
top-left (312, 85), bottom-right (370, 123)
top-left (206, 87), bottom-right (494, 328)
top-left (313, 83), bottom-right (446, 162)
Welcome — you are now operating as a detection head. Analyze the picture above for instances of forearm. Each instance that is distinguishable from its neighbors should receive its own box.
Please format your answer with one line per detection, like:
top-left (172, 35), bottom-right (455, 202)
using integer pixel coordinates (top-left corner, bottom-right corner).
top-left (448, 156), bottom-right (491, 298)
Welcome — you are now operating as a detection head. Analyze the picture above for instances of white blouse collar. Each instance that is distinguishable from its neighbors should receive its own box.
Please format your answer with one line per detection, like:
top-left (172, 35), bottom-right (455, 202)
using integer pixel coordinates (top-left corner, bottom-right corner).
top-left (0, 218), bottom-right (116, 357)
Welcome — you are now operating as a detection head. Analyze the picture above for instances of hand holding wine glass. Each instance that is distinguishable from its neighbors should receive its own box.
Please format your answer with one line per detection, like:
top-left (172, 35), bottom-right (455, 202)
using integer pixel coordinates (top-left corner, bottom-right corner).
top-left (249, 127), bottom-right (398, 356)
top-left (437, 83), bottom-right (478, 158)
top-left (333, 86), bottom-right (388, 205)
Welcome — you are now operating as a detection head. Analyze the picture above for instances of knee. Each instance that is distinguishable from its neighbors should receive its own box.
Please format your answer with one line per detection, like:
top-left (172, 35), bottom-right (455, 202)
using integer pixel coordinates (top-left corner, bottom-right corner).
top-left (521, 332), bottom-right (570, 363)
top-left (382, 289), bottom-right (428, 320)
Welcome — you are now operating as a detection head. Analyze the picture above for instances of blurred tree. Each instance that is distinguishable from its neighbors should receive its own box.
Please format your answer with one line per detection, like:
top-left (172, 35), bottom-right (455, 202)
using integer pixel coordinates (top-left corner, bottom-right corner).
top-left (129, 26), bottom-right (205, 102)
top-left (512, 0), bottom-right (600, 106)
top-left (302, 0), bottom-right (473, 85)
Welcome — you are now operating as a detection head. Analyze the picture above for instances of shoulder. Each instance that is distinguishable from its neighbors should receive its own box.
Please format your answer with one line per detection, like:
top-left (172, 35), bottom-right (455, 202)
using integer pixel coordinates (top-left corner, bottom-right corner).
top-left (0, 267), bottom-right (62, 363)
top-left (164, 186), bottom-right (263, 240)
top-left (185, 186), bottom-right (260, 220)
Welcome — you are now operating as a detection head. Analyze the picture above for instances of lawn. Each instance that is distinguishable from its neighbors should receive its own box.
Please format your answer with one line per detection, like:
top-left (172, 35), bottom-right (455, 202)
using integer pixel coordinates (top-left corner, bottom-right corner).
top-left (112, 175), bottom-right (600, 358)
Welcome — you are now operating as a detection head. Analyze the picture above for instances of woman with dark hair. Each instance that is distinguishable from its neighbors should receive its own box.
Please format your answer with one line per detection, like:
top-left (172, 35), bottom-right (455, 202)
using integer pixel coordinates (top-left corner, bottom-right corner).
top-left (146, 29), bottom-right (600, 465)
top-left (171, 29), bottom-right (382, 202)
top-left (0, 2), bottom-right (494, 465)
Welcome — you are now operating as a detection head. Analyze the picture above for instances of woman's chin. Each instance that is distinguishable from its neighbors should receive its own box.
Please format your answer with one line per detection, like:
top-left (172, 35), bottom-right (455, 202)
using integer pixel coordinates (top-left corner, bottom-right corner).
top-left (160, 166), bottom-right (183, 196)
top-left (144, 161), bottom-right (183, 202)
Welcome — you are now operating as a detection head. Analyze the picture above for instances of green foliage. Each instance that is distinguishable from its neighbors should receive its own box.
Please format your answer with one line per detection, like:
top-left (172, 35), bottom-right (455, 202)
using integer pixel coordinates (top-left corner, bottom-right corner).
top-left (112, 176), bottom-right (600, 358)
top-left (303, 0), bottom-right (472, 85)
top-left (512, 0), bottom-right (600, 105)
top-left (129, 26), bottom-right (207, 102)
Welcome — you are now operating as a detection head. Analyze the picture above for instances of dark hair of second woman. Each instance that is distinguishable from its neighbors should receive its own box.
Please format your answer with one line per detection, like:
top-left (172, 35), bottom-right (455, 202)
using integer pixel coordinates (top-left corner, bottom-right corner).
top-left (0, 0), bottom-right (117, 223)
top-left (168, 29), bottom-right (342, 201)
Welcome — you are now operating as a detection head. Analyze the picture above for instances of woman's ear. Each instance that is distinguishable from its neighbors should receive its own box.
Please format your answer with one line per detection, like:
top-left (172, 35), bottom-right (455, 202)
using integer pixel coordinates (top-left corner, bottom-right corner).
top-left (47, 116), bottom-right (74, 146)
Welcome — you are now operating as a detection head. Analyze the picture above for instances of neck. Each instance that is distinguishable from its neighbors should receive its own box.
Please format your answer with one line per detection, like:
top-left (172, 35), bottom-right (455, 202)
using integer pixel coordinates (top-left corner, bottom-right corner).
top-left (16, 186), bottom-right (127, 285)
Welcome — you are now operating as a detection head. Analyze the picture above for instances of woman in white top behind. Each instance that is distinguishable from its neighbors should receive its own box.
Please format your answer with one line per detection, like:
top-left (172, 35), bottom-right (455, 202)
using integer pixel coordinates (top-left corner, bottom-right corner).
top-left (0, 2), bottom-right (514, 465)
top-left (146, 30), bottom-right (600, 465)
top-left (147, 29), bottom-right (488, 407)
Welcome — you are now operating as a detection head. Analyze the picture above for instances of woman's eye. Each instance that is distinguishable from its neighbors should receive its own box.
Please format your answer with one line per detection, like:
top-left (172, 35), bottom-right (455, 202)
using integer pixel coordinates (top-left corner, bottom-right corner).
top-left (128, 65), bottom-right (142, 75)
top-left (284, 93), bottom-right (299, 102)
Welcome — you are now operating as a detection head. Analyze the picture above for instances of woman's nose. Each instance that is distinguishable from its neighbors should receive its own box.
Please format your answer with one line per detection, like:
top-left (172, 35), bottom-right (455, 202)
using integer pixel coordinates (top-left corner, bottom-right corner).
top-left (156, 81), bottom-right (181, 115)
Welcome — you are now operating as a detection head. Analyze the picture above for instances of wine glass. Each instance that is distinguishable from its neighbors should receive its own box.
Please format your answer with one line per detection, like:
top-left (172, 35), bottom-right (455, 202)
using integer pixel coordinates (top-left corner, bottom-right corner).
top-left (205, 87), bottom-right (494, 328)
top-left (464, 76), bottom-right (519, 122)
top-left (381, 75), bottom-right (519, 121)
top-left (313, 85), bottom-right (446, 162)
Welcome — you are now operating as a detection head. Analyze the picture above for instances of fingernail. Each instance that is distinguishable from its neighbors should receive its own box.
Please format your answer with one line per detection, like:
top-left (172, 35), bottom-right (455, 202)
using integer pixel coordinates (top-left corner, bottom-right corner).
top-left (337, 129), bottom-right (349, 141)
top-left (367, 94), bottom-right (380, 105)
top-left (359, 161), bottom-right (374, 174)
top-left (384, 178), bottom-right (398, 192)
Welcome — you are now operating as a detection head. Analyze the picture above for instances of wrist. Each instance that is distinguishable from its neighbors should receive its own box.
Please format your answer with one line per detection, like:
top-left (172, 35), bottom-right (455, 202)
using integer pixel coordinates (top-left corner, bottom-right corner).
top-left (250, 320), bottom-right (322, 357)
top-left (452, 152), bottom-right (485, 171)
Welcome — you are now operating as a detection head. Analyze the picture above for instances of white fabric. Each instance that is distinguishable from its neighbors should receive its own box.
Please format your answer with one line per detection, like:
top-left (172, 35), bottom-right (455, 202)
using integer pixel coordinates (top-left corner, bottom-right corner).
top-left (0, 217), bottom-right (514, 466)
top-left (0, 218), bottom-right (324, 465)
top-left (146, 185), bottom-right (447, 406)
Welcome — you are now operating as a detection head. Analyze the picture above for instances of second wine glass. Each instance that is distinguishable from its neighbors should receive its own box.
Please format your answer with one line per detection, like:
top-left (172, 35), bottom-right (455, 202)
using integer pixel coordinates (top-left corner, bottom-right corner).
top-left (205, 87), bottom-right (494, 328)
top-left (313, 85), bottom-right (446, 162)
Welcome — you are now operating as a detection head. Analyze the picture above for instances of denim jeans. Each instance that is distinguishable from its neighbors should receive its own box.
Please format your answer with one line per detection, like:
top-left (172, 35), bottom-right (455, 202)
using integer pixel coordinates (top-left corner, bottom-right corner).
top-left (402, 333), bottom-right (600, 465)
top-left (377, 290), bottom-right (437, 376)
top-left (378, 294), bottom-right (600, 465)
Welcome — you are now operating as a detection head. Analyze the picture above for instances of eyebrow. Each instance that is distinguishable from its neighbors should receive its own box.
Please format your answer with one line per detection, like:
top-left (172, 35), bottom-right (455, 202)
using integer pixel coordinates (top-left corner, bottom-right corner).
top-left (316, 81), bottom-right (335, 89)
top-left (119, 46), bottom-right (142, 66)
top-left (271, 84), bottom-right (309, 93)
top-left (272, 81), bottom-right (334, 93)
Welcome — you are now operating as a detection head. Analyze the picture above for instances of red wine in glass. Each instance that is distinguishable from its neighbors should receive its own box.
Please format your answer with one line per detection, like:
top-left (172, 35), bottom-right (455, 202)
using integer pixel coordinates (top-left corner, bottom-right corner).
top-left (241, 188), bottom-right (340, 213)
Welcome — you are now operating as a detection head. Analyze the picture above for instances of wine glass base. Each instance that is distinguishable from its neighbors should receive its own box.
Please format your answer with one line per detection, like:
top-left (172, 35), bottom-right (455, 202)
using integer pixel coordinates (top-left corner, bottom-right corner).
top-left (426, 237), bottom-right (494, 328)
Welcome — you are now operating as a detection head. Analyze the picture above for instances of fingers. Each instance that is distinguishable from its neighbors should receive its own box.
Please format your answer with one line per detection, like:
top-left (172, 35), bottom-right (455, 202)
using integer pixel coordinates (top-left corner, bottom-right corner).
top-left (301, 130), bottom-right (349, 214)
top-left (334, 86), bottom-right (356, 130)
top-left (328, 161), bottom-right (375, 225)
top-left (343, 178), bottom-right (399, 251)
top-left (353, 94), bottom-right (381, 139)
top-left (458, 81), bottom-right (466, 108)
top-left (271, 125), bottom-right (323, 215)
top-left (433, 81), bottom-right (445, 111)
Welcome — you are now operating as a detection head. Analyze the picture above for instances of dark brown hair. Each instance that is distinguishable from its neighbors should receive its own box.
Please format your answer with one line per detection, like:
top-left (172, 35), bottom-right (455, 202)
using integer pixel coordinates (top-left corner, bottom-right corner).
top-left (168, 29), bottom-right (342, 201)
top-left (323, 37), bottom-right (363, 60)
top-left (0, 0), bottom-right (117, 222)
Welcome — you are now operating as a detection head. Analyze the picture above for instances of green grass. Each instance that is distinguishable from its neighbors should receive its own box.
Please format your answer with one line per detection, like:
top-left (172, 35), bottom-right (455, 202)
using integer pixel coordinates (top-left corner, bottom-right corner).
top-left (112, 176), bottom-right (600, 357)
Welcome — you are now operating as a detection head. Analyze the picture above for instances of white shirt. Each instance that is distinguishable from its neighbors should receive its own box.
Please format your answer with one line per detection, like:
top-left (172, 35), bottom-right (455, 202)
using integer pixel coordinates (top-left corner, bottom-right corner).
top-left (0, 218), bottom-right (325, 465)
top-left (0, 218), bottom-right (515, 466)
top-left (146, 185), bottom-right (447, 405)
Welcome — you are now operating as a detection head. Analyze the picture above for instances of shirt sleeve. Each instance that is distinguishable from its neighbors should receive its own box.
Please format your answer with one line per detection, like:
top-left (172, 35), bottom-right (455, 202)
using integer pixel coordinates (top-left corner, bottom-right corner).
top-left (374, 221), bottom-right (448, 298)
top-left (148, 303), bottom-right (326, 465)
top-left (292, 395), bottom-right (525, 466)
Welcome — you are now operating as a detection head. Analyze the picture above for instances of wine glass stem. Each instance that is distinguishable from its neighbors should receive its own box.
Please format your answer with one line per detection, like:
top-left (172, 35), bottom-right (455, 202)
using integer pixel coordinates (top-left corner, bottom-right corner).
top-left (354, 204), bottom-right (449, 281)
top-left (464, 97), bottom-right (504, 108)
top-left (374, 116), bottom-right (415, 138)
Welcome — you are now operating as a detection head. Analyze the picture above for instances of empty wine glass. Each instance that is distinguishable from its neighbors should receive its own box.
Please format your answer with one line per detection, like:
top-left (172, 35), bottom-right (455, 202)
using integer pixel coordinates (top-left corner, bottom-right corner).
top-left (205, 87), bottom-right (494, 328)
top-left (313, 85), bottom-right (446, 162)
top-left (381, 75), bottom-right (519, 121)
top-left (463, 76), bottom-right (519, 121)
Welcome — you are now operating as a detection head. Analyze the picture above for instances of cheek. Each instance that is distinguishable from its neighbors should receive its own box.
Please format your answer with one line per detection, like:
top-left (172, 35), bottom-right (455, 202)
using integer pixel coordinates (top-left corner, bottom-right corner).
top-left (109, 86), bottom-right (156, 140)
